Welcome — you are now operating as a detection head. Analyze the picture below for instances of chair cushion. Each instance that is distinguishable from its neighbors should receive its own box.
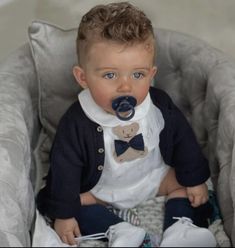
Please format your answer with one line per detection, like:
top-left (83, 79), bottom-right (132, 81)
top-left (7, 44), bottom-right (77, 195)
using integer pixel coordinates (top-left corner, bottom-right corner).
top-left (28, 21), bottom-right (82, 141)
top-left (28, 21), bottom-right (83, 193)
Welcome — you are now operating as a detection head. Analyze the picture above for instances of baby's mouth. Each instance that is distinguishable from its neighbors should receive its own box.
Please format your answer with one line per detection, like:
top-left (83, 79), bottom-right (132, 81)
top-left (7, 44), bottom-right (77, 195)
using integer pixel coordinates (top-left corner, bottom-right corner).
top-left (111, 96), bottom-right (137, 121)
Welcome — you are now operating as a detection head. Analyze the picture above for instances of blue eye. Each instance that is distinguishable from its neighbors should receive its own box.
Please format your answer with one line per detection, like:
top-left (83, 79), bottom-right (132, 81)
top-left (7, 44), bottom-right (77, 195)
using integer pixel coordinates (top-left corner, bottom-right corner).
top-left (133, 72), bottom-right (144, 79)
top-left (104, 72), bottom-right (116, 79)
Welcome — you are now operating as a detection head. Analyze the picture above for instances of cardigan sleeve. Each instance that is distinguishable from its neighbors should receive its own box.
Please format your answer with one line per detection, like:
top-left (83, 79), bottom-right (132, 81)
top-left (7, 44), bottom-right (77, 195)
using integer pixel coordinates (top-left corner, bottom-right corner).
top-left (37, 107), bottom-right (84, 219)
top-left (171, 103), bottom-right (210, 186)
top-left (152, 88), bottom-right (210, 187)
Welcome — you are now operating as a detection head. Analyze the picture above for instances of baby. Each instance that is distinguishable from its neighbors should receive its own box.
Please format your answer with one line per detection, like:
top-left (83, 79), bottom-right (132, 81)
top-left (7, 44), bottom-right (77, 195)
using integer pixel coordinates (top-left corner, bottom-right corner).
top-left (37, 2), bottom-right (216, 247)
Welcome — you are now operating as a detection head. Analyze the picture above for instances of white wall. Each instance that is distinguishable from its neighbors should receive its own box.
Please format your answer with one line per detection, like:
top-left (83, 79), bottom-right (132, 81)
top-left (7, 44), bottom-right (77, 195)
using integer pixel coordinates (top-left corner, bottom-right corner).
top-left (1, 0), bottom-right (235, 62)
top-left (0, 0), bottom-right (37, 61)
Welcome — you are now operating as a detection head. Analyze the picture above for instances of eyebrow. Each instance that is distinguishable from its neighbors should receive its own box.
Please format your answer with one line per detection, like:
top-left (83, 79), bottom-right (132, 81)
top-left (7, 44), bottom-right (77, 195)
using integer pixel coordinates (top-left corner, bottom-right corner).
top-left (95, 67), bottom-right (117, 71)
top-left (133, 67), bottom-right (151, 71)
top-left (95, 67), bottom-right (151, 71)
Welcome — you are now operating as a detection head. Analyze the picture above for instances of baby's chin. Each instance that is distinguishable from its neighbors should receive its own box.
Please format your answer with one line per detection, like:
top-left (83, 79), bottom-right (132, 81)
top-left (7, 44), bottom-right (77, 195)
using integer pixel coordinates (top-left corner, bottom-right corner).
top-left (106, 109), bottom-right (135, 119)
top-left (104, 108), bottom-right (116, 116)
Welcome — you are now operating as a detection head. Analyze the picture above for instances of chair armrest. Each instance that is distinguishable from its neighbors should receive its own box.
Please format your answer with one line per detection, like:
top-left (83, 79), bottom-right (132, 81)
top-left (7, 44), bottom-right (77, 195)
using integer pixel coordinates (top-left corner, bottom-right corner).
top-left (0, 44), bottom-right (40, 246)
top-left (155, 29), bottom-right (235, 245)
top-left (205, 59), bottom-right (235, 245)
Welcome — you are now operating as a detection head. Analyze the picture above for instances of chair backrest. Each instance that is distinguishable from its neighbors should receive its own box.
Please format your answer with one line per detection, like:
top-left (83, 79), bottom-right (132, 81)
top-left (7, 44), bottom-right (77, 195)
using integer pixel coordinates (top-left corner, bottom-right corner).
top-left (155, 29), bottom-right (225, 146)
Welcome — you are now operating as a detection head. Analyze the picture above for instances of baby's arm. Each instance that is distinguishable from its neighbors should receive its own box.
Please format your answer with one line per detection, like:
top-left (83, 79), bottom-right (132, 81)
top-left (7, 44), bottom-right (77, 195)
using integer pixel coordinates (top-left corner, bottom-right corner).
top-left (186, 183), bottom-right (209, 207)
top-left (54, 218), bottom-right (80, 245)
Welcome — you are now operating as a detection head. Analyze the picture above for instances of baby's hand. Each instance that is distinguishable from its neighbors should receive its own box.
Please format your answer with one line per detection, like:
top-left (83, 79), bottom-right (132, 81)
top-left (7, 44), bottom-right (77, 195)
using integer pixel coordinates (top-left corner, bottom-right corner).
top-left (54, 217), bottom-right (80, 245)
top-left (186, 183), bottom-right (208, 207)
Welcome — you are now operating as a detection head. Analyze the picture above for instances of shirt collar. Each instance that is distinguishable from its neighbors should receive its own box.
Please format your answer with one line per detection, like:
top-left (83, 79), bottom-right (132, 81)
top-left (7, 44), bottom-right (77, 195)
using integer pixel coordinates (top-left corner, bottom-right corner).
top-left (78, 89), bottom-right (151, 127)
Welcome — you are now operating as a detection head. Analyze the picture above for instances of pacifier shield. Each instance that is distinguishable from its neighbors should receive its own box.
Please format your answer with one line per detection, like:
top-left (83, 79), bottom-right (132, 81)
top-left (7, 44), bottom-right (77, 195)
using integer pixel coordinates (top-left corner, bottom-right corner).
top-left (112, 96), bottom-right (137, 121)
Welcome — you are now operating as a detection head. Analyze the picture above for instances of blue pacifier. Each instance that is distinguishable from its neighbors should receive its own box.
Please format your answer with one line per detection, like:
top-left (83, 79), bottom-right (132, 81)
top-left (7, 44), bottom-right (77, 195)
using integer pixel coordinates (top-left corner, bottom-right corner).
top-left (112, 96), bottom-right (137, 121)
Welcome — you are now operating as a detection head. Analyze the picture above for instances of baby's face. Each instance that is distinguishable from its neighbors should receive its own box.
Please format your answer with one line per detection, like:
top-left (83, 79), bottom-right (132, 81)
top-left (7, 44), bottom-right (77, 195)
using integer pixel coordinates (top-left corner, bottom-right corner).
top-left (74, 39), bottom-right (157, 115)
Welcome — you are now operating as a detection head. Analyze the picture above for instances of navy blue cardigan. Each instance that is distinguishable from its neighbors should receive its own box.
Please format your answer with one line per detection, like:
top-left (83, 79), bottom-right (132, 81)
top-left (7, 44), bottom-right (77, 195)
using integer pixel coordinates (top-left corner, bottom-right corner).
top-left (37, 87), bottom-right (210, 219)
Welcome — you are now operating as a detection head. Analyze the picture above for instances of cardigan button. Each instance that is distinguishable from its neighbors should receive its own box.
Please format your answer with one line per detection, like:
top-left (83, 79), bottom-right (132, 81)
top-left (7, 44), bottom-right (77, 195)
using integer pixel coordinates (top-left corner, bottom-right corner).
top-left (98, 148), bottom-right (104, 153)
top-left (97, 165), bottom-right (104, 171)
top-left (97, 126), bottom-right (103, 132)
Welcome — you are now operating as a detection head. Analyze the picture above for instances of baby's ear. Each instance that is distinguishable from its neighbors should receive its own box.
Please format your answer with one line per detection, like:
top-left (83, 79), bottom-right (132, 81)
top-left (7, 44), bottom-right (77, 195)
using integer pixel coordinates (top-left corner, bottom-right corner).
top-left (151, 66), bottom-right (157, 79)
top-left (73, 66), bottom-right (88, 89)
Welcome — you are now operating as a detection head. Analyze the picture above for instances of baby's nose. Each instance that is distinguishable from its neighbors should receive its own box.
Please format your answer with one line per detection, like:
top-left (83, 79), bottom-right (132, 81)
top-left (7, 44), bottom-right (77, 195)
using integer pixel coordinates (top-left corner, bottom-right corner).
top-left (117, 79), bottom-right (132, 92)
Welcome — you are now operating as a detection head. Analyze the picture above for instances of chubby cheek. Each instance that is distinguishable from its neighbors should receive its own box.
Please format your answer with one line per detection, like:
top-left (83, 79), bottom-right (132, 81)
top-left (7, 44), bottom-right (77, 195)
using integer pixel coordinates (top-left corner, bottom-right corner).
top-left (136, 85), bottom-right (150, 105)
top-left (90, 89), bottom-right (113, 112)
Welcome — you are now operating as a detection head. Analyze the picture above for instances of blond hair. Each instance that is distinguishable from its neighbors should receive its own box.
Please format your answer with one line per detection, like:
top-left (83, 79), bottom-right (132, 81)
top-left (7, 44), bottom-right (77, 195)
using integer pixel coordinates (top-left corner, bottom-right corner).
top-left (76, 2), bottom-right (155, 66)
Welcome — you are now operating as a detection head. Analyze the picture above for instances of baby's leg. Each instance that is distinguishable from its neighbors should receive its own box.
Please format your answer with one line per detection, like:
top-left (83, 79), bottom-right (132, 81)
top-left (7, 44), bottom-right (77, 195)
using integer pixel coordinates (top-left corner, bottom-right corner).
top-left (80, 192), bottom-right (107, 206)
top-left (157, 169), bottom-right (216, 247)
top-left (158, 168), bottom-right (187, 199)
top-left (158, 168), bottom-right (193, 229)
top-left (75, 204), bottom-right (122, 234)
top-left (78, 199), bottom-right (146, 247)
top-left (158, 168), bottom-right (209, 228)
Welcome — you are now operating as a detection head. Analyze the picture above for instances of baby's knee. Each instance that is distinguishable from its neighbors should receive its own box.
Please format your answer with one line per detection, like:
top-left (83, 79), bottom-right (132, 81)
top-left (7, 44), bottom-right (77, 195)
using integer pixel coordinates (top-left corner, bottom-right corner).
top-left (167, 187), bottom-right (187, 199)
top-left (80, 192), bottom-right (97, 205)
top-left (80, 192), bottom-right (107, 206)
top-left (159, 168), bottom-right (187, 198)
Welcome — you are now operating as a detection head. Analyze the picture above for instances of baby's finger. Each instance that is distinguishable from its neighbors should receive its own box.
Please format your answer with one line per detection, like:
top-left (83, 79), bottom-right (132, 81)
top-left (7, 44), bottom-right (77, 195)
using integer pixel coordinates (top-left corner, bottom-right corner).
top-left (61, 235), bottom-right (68, 244)
top-left (191, 196), bottom-right (201, 207)
top-left (67, 232), bottom-right (76, 246)
top-left (188, 194), bottom-right (194, 204)
top-left (74, 225), bottom-right (81, 238)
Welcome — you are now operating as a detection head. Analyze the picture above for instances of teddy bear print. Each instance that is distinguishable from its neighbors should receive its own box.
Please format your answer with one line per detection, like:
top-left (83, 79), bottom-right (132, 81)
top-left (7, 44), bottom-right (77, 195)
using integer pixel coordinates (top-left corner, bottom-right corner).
top-left (112, 122), bottom-right (148, 163)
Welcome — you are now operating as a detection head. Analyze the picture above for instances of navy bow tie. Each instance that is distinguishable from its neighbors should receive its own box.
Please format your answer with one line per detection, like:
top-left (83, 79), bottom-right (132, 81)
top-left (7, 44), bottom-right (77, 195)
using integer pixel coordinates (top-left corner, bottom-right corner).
top-left (114, 133), bottom-right (145, 157)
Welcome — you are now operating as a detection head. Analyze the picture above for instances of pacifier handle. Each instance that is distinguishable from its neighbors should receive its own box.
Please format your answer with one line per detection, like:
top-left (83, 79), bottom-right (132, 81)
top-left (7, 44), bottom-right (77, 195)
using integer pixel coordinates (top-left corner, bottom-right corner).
top-left (115, 100), bottom-right (135, 121)
top-left (112, 96), bottom-right (137, 121)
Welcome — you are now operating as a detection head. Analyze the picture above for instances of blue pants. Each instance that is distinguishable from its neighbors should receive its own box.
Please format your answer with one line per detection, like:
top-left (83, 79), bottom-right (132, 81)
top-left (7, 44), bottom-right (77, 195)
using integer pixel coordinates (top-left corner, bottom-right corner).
top-left (75, 204), bottom-right (123, 235)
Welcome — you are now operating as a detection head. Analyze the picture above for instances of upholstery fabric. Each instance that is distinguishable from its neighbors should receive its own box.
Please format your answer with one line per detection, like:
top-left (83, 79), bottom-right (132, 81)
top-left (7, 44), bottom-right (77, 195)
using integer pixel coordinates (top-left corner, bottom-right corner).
top-left (0, 19), bottom-right (235, 246)
top-left (0, 44), bottom-right (40, 246)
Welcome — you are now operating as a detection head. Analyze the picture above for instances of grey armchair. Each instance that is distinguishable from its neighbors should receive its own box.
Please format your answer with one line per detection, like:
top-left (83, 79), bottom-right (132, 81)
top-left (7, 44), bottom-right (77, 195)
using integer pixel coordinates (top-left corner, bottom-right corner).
top-left (0, 21), bottom-right (234, 247)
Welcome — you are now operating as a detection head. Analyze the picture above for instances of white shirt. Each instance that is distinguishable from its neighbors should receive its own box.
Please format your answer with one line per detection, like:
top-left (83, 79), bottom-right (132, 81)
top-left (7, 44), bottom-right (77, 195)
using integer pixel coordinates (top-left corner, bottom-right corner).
top-left (79, 89), bottom-right (169, 209)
